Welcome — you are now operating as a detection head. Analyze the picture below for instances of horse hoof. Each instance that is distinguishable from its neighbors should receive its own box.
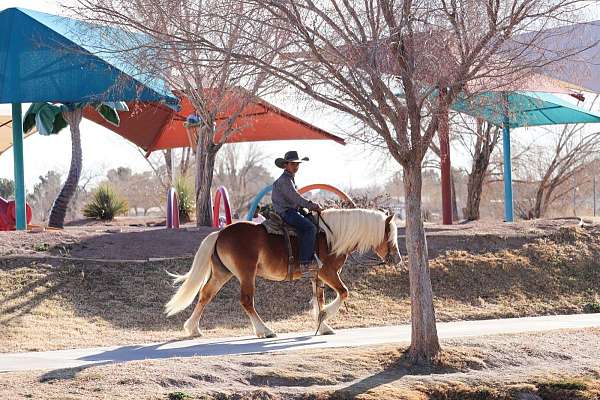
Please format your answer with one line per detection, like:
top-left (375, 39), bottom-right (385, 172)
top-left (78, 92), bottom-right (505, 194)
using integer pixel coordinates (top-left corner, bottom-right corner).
top-left (265, 332), bottom-right (277, 339)
top-left (321, 330), bottom-right (336, 335)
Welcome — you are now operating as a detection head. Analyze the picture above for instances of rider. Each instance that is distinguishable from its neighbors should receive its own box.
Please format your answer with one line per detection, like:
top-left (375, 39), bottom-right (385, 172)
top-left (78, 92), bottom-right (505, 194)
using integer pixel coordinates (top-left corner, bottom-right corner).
top-left (272, 151), bottom-right (323, 278)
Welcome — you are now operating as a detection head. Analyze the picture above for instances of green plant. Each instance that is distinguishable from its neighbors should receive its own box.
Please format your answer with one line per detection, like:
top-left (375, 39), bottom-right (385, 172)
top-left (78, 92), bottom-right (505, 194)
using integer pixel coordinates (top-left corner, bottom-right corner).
top-left (83, 185), bottom-right (128, 221)
top-left (167, 392), bottom-right (192, 400)
top-left (175, 177), bottom-right (195, 223)
top-left (33, 243), bottom-right (49, 252)
top-left (583, 302), bottom-right (600, 313)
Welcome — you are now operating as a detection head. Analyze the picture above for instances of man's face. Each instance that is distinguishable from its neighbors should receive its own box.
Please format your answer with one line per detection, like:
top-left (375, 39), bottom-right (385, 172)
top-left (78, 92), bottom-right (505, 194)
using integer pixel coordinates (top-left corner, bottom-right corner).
top-left (285, 162), bottom-right (300, 174)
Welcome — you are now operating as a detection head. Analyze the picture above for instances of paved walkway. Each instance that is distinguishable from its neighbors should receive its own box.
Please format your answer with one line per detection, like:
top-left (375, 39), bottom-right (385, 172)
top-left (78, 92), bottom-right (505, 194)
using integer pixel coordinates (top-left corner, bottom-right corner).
top-left (2, 313), bottom-right (599, 372)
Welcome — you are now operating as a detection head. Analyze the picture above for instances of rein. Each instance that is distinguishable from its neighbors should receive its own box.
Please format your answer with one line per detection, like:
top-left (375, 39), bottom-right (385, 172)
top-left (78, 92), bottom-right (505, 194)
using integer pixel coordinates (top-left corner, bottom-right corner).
top-left (316, 211), bottom-right (333, 236)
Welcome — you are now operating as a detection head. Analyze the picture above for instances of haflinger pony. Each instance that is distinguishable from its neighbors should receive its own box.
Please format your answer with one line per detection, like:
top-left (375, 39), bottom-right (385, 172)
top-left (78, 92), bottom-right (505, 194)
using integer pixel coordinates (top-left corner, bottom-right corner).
top-left (165, 208), bottom-right (402, 338)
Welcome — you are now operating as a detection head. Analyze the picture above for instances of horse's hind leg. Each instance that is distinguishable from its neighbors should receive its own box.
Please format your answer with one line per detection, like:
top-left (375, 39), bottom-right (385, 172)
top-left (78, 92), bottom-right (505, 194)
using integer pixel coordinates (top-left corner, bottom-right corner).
top-left (311, 279), bottom-right (335, 335)
top-left (239, 278), bottom-right (276, 338)
top-left (183, 263), bottom-right (232, 337)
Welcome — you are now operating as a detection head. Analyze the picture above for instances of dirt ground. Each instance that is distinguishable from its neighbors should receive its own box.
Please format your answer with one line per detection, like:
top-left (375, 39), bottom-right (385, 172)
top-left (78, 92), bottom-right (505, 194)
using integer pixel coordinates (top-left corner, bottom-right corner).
top-left (0, 216), bottom-right (586, 260)
top-left (1, 217), bottom-right (599, 353)
top-left (1, 328), bottom-right (599, 399)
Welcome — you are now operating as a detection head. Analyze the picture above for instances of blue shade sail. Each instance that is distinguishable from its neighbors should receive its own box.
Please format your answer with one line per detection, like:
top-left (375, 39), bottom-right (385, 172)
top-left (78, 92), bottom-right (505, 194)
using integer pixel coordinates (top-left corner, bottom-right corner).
top-left (0, 7), bottom-right (177, 106)
top-left (451, 91), bottom-right (600, 128)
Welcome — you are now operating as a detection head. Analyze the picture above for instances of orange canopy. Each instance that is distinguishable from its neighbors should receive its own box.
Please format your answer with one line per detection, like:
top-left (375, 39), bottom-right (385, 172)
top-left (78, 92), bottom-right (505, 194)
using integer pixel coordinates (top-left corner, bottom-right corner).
top-left (83, 92), bottom-right (344, 155)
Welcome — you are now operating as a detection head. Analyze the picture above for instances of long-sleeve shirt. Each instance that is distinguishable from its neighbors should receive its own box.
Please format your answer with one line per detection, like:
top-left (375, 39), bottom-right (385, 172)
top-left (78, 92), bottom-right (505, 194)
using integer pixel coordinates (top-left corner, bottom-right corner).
top-left (272, 171), bottom-right (316, 216)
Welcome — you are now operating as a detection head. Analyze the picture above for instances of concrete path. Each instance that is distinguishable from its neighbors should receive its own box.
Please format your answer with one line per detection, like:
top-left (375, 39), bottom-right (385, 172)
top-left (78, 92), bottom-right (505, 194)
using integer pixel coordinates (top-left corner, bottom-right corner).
top-left (2, 313), bottom-right (599, 372)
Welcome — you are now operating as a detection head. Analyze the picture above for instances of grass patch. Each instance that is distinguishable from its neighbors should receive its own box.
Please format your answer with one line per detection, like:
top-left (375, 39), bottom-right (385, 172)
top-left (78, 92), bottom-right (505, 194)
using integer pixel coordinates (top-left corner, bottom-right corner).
top-left (168, 392), bottom-right (193, 400)
top-left (33, 243), bottom-right (49, 252)
top-left (583, 302), bottom-right (600, 313)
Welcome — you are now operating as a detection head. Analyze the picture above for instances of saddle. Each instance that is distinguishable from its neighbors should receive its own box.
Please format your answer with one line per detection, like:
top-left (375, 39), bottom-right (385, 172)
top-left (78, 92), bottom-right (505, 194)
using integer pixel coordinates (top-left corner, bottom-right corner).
top-left (261, 211), bottom-right (323, 281)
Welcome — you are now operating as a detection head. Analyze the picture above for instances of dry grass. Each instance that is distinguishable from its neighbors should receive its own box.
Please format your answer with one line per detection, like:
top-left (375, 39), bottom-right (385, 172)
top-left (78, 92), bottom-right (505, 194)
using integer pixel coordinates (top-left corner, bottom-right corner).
top-left (1, 329), bottom-right (599, 399)
top-left (1, 226), bottom-right (600, 352)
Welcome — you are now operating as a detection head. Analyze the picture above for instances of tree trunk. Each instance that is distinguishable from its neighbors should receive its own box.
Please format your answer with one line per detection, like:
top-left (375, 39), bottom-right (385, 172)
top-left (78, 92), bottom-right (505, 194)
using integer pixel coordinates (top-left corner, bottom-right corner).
top-left (164, 149), bottom-right (173, 185)
top-left (404, 162), bottom-right (441, 363)
top-left (48, 109), bottom-right (83, 228)
top-left (465, 148), bottom-right (491, 221)
top-left (450, 170), bottom-right (459, 221)
top-left (195, 125), bottom-right (218, 226)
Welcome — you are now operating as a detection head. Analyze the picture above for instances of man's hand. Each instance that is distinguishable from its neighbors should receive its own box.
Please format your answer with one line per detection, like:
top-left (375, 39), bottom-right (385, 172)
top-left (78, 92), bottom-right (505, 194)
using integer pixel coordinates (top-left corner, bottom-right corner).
top-left (310, 203), bottom-right (324, 212)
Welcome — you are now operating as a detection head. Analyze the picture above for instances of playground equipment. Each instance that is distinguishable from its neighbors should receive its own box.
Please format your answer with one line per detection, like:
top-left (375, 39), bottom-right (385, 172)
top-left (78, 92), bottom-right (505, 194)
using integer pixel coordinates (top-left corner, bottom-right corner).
top-left (166, 188), bottom-right (180, 229)
top-left (212, 186), bottom-right (232, 228)
top-left (245, 183), bottom-right (355, 221)
top-left (0, 196), bottom-right (32, 231)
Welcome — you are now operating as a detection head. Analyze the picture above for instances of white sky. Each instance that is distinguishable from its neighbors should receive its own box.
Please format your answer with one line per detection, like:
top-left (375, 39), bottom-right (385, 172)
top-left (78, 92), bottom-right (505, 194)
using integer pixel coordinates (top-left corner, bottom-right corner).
top-left (1, 1), bottom-right (599, 193)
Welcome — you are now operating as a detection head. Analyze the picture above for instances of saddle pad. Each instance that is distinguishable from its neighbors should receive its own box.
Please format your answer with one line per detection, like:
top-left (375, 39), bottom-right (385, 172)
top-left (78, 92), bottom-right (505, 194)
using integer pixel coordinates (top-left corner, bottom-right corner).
top-left (261, 218), bottom-right (298, 236)
top-left (261, 214), bottom-right (324, 237)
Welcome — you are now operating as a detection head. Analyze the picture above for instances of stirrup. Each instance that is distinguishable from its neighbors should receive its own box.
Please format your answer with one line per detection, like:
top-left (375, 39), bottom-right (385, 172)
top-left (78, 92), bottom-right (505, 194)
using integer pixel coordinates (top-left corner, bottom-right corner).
top-left (300, 262), bottom-right (319, 279)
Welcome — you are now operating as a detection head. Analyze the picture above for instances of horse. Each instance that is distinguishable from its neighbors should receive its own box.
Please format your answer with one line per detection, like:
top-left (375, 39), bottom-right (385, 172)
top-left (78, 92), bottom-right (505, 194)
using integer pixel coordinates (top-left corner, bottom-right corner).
top-left (165, 208), bottom-right (402, 338)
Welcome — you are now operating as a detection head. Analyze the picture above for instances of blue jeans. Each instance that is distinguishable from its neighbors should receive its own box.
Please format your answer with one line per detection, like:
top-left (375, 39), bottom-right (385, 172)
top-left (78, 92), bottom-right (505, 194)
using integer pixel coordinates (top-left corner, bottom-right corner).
top-left (282, 209), bottom-right (317, 264)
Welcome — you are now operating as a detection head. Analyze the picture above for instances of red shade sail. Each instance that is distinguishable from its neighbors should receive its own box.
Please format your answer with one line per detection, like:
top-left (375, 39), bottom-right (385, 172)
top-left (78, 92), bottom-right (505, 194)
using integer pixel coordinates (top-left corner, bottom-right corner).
top-left (83, 93), bottom-right (345, 155)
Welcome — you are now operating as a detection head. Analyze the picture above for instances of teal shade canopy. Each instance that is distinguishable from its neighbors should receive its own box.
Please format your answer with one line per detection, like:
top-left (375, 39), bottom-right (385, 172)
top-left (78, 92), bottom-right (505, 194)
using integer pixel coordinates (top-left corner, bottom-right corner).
top-left (451, 91), bottom-right (600, 128)
top-left (0, 7), bottom-right (178, 106)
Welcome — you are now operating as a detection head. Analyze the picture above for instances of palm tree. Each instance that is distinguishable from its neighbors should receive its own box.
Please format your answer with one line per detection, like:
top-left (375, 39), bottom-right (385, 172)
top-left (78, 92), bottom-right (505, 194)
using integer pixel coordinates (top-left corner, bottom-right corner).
top-left (23, 102), bottom-right (128, 228)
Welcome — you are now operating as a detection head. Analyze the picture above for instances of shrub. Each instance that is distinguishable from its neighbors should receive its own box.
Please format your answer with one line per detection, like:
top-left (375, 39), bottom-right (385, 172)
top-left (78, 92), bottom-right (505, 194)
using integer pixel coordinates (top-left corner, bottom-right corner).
top-left (175, 177), bottom-right (195, 223)
top-left (83, 185), bottom-right (128, 221)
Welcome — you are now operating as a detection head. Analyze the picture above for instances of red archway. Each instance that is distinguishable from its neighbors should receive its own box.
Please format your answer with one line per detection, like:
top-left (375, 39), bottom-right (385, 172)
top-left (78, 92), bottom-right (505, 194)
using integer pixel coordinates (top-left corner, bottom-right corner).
top-left (212, 186), bottom-right (232, 228)
top-left (298, 184), bottom-right (355, 206)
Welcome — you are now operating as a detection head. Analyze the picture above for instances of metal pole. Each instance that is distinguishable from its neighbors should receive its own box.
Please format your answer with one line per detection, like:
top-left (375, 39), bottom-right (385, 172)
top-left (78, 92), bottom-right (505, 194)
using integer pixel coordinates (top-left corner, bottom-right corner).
top-left (439, 87), bottom-right (452, 225)
top-left (502, 114), bottom-right (513, 222)
top-left (573, 175), bottom-right (576, 216)
top-left (11, 103), bottom-right (26, 230)
top-left (593, 176), bottom-right (596, 217)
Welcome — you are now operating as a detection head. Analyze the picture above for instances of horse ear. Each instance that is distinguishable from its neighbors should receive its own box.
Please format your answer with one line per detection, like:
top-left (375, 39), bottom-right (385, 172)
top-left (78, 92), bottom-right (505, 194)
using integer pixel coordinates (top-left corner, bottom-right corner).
top-left (385, 213), bottom-right (395, 224)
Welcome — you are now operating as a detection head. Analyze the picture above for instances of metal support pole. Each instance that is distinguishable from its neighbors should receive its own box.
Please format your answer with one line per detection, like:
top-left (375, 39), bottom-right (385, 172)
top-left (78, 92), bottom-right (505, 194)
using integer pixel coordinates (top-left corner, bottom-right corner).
top-left (593, 176), bottom-right (596, 217)
top-left (439, 88), bottom-right (452, 225)
top-left (11, 103), bottom-right (26, 230)
top-left (573, 175), bottom-right (577, 216)
top-left (502, 114), bottom-right (514, 222)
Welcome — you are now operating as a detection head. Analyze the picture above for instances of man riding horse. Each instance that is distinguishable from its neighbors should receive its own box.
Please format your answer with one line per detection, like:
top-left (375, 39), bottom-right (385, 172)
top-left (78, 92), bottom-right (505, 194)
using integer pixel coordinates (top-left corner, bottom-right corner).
top-left (272, 151), bottom-right (323, 279)
top-left (165, 152), bottom-right (402, 338)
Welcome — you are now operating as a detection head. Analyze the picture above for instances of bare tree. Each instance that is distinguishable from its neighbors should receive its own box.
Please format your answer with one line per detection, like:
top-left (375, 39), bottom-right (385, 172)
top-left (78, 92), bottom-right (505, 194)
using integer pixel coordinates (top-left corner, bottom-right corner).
top-left (75, 0), bottom-right (279, 226)
top-left (213, 144), bottom-right (274, 217)
top-left (514, 122), bottom-right (600, 219)
top-left (453, 117), bottom-right (502, 220)
top-left (229, 0), bottom-right (587, 362)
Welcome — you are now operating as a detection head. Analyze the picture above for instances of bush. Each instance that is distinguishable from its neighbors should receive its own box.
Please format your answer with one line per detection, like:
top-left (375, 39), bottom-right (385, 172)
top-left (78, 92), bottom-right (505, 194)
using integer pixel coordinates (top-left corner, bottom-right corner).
top-left (83, 185), bottom-right (128, 221)
top-left (175, 177), bottom-right (195, 223)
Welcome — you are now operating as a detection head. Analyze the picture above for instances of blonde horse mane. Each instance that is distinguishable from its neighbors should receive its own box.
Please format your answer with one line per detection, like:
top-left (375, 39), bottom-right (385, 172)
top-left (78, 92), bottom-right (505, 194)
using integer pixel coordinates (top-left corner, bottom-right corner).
top-left (320, 208), bottom-right (398, 257)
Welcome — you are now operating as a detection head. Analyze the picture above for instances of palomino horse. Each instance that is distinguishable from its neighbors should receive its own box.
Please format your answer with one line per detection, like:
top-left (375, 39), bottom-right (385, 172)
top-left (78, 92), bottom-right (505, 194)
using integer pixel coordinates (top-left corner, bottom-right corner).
top-left (165, 208), bottom-right (402, 337)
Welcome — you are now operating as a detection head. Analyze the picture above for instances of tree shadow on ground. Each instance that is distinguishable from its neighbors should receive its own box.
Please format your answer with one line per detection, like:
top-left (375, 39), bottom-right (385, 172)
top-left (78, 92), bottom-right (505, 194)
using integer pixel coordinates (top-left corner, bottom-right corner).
top-left (328, 350), bottom-right (469, 399)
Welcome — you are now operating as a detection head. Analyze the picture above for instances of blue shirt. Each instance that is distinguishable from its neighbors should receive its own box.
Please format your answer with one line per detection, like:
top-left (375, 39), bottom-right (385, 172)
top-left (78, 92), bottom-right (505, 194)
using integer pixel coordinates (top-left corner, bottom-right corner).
top-left (272, 171), bottom-right (316, 215)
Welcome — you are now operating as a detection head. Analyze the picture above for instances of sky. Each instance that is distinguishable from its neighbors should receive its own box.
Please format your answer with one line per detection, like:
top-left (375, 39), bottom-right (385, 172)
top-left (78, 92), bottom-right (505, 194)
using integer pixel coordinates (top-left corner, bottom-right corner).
top-left (0, 0), bottom-right (599, 194)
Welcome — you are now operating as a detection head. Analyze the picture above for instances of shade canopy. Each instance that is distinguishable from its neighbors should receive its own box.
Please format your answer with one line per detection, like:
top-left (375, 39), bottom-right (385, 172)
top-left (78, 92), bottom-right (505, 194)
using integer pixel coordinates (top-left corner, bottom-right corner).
top-left (0, 7), bottom-right (177, 106)
top-left (515, 20), bottom-right (600, 93)
top-left (83, 92), bottom-right (345, 154)
top-left (451, 91), bottom-right (600, 128)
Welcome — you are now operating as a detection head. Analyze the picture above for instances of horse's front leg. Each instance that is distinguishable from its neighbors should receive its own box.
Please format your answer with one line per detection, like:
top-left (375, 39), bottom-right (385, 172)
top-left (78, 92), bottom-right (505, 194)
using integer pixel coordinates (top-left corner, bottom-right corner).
top-left (314, 263), bottom-right (349, 331)
top-left (311, 278), bottom-right (336, 335)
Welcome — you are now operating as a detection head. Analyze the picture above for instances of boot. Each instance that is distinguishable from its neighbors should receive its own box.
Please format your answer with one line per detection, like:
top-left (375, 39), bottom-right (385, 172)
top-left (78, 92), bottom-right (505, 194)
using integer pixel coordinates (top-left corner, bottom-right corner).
top-left (299, 260), bottom-right (320, 279)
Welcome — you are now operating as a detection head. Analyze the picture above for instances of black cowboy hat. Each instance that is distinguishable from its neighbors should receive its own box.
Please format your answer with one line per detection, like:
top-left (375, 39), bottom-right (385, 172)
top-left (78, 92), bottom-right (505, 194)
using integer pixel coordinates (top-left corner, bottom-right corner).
top-left (275, 151), bottom-right (309, 168)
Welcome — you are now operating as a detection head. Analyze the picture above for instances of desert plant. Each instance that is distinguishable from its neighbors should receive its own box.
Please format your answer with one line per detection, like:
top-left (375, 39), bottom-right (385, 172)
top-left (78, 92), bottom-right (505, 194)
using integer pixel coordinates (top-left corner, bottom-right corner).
top-left (175, 177), bottom-right (195, 223)
top-left (83, 185), bottom-right (128, 221)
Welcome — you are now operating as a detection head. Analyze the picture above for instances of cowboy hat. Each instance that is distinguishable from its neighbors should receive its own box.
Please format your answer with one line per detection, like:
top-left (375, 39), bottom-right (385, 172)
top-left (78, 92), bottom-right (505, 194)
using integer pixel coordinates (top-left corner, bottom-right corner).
top-left (275, 151), bottom-right (309, 168)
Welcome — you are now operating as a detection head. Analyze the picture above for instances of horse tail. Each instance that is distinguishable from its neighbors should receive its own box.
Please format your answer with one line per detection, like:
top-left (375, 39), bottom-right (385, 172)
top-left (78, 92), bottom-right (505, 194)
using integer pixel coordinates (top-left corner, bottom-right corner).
top-left (165, 231), bottom-right (220, 316)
